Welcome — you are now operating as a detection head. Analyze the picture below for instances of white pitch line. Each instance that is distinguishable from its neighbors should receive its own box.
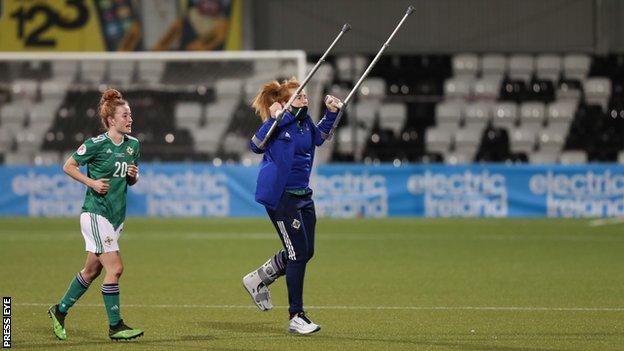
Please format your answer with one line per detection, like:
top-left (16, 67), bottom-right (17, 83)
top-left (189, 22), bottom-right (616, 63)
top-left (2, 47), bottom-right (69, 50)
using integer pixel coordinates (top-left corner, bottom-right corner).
top-left (14, 303), bottom-right (624, 312)
top-left (589, 217), bottom-right (624, 227)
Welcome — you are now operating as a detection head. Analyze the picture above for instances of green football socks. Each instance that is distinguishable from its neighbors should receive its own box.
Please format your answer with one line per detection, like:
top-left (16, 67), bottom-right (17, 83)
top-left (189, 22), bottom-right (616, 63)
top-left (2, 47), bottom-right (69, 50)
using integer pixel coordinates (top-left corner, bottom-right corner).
top-left (58, 273), bottom-right (91, 313)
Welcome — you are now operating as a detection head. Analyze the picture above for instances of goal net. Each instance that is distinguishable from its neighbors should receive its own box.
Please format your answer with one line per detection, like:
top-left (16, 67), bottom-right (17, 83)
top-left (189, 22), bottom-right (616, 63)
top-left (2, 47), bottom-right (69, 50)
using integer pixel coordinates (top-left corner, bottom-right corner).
top-left (0, 51), bottom-right (311, 165)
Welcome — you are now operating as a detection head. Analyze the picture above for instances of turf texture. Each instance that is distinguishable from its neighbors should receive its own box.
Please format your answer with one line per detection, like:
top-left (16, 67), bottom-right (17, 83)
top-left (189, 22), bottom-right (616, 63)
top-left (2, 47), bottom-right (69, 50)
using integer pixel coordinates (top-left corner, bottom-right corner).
top-left (1, 217), bottom-right (623, 350)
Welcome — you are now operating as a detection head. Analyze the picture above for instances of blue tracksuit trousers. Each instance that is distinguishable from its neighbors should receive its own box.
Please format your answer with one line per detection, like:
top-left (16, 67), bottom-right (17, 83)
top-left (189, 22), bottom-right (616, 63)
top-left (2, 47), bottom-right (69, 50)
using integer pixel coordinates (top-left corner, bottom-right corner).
top-left (265, 191), bottom-right (316, 315)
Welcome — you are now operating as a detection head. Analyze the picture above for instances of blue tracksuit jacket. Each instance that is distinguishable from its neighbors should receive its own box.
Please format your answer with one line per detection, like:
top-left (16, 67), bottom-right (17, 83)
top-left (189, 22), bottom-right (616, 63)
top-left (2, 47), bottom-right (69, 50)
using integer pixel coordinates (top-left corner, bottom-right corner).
top-left (250, 109), bottom-right (338, 209)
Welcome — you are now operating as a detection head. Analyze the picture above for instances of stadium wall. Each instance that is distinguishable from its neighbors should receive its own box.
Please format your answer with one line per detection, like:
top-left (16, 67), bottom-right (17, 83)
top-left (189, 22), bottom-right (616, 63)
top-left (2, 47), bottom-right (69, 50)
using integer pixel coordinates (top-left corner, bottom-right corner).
top-left (251, 0), bottom-right (624, 54)
top-left (1, 164), bottom-right (622, 218)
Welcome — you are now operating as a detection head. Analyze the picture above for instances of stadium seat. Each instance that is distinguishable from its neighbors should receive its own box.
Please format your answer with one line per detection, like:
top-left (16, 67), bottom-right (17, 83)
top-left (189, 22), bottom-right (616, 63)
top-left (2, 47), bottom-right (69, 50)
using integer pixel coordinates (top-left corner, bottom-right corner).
top-left (546, 100), bottom-right (576, 131)
top-left (480, 54), bottom-right (506, 80)
top-left (444, 151), bottom-right (472, 164)
top-left (538, 127), bottom-right (566, 153)
top-left (214, 78), bottom-right (243, 100)
top-left (454, 128), bottom-right (482, 157)
top-left (4, 152), bottom-right (32, 165)
top-left (358, 78), bottom-right (386, 100)
top-left (584, 77), bottom-right (611, 111)
top-left (40, 81), bottom-right (69, 102)
top-left (563, 54), bottom-right (591, 81)
top-left (80, 61), bottom-right (106, 83)
top-left (464, 102), bottom-right (492, 130)
top-left (191, 125), bottom-right (225, 155)
top-left (29, 103), bottom-right (58, 142)
top-left (559, 150), bottom-right (587, 164)
top-left (529, 151), bottom-right (558, 164)
top-left (33, 151), bottom-right (61, 166)
top-left (174, 102), bottom-right (203, 130)
top-left (535, 54), bottom-right (561, 82)
top-left (51, 61), bottom-right (78, 83)
top-left (492, 102), bottom-right (518, 130)
top-left (0, 103), bottom-right (27, 133)
top-left (425, 127), bottom-right (452, 155)
top-left (353, 101), bottom-right (379, 130)
top-left (108, 61), bottom-right (135, 86)
top-left (221, 133), bottom-right (248, 155)
top-left (452, 53), bottom-right (479, 78)
top-left (472, 77), bottom-right (501, 101)
top-left (508, 55), bottom-right (534, 82)
top-left (15, 129), bottom-right (45, 154)
top-left (12, 80), bottom-right (38, 101)
top-left (336, 126), bottom-right (368, 156)
top-left (138, 61), bottom-right (165, 85)
top-left (311, 63), bottom-right (334, 83)
top-left (336, 55), bottom-right (368, 82)
top-left (379, 103), bottom-right (407, 136)
top-left (519, 102), bottom-right (545, 132)
top-left (444, 77), bottom-right (472, 100)
top-left (435, 100), bottom-right (464, 131)
top-left (0, 128), bottom-right (12, 153)
top-left (556, 79), bottom-right (583, 102)
top-left (509, 128), bottom-right (537, 154)
top-left (253, 59), bottom-right (281, 76)
top-left (206, 99), bottom-right (239, 125)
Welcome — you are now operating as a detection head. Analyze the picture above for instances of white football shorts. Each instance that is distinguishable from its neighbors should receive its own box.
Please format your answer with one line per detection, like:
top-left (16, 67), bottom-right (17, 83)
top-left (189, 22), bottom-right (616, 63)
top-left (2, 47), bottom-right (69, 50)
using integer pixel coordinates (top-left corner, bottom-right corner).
top-left (80, 212), bottom-right (123, 254)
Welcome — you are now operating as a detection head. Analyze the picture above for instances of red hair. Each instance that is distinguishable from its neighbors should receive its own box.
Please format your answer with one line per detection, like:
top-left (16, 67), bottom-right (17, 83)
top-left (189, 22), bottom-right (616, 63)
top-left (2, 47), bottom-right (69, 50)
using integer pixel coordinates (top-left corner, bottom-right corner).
top-left (98, 89), bottom-right (128, 129)
top-left (251, 77), bottom-right (300, 122)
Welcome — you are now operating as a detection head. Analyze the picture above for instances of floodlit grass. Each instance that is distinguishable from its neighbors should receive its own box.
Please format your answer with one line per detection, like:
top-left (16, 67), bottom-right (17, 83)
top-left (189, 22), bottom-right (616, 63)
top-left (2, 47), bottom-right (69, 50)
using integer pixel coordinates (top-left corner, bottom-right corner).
top-left (1, 217), bottom-right (623, 350)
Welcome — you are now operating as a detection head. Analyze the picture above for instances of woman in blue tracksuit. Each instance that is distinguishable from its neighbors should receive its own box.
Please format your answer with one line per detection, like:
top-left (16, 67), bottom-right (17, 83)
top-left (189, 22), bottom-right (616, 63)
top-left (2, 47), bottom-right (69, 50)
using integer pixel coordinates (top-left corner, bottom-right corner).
top-left (243, 78), bottom-right (341, 335)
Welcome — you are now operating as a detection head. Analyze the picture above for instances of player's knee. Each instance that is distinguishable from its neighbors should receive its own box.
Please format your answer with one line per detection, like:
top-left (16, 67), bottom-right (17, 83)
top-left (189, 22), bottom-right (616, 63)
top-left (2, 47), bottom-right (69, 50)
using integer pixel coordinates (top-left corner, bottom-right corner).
top-left (114, 265), bottom-right (124, 278)
top-left (307, 249), bottom-right (315, 262)
top-left (107, 264), bottom-right (123, 279)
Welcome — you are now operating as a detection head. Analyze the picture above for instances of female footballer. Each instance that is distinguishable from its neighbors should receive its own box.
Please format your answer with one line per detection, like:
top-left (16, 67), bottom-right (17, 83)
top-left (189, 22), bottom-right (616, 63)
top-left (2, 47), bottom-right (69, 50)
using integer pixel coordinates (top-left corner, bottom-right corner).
top-left (243, 78), bottom-right (342, 334)
top-left (48, 89), bottom-right (143, 341)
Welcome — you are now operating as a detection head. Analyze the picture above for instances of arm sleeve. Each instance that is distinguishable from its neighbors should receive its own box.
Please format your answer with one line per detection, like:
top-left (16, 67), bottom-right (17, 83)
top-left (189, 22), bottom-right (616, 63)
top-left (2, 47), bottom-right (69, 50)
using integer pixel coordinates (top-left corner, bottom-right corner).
top-left (249, 111), bottom-right (298, 153)
top-left (71, 139), bottom-right (99, 166)
top-left (250, 119), bottom-right (275, 154)
top-left (313, 110), bottom-right (339, 146)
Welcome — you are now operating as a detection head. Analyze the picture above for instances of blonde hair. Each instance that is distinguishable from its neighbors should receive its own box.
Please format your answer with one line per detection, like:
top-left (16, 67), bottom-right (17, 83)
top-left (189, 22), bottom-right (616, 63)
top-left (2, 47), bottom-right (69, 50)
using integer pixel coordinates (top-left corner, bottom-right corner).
top-left (251, 77), bottom-right (301, 122)
top-left (98, 89), bottom-right (128, 129)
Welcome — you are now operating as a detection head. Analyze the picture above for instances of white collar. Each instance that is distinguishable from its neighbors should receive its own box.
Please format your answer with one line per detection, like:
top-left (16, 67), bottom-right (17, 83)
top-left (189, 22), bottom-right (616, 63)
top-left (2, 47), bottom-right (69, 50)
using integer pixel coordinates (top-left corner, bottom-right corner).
top-left (105, 132), bottom-right (124, 146)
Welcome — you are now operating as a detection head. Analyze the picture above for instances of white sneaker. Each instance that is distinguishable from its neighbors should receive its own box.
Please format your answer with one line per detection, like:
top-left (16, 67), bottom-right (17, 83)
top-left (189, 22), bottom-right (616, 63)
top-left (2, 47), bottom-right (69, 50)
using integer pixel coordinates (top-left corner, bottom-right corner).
top-left (288, 313), bottom-right (320, 335)
top-left (242, 270), bottom-right (272, 311)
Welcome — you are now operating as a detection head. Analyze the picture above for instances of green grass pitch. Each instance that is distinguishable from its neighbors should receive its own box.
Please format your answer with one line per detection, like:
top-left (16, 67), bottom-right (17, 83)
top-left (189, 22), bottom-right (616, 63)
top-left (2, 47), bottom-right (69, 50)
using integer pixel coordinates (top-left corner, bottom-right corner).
top-left (1, 217), bottom-right (623, 350)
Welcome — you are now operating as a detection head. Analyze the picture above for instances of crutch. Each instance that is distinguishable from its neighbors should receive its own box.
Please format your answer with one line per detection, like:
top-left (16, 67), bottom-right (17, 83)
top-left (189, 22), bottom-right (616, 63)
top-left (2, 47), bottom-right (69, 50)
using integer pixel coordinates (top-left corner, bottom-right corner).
top-left (257, 24), bottom-right (351, 149)
top-left (327, 6), bottom-right (414, 138)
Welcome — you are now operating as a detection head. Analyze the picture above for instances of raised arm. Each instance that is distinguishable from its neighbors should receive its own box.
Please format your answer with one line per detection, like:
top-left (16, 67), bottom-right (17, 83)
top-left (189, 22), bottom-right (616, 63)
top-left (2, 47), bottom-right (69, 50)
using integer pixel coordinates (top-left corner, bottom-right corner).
top-left (314, 95), bottom-right (342, 146)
